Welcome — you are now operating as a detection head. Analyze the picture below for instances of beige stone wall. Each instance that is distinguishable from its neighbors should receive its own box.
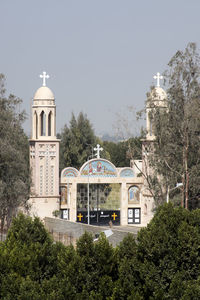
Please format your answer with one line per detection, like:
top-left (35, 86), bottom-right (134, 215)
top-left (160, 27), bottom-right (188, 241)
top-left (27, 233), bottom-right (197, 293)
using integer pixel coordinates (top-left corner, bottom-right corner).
top-left (29, 86), bottom-right (60, 220)
top-left (60, 171), bottom-right (154, 227)
top-left (28, 197), bottom-right (59, 219)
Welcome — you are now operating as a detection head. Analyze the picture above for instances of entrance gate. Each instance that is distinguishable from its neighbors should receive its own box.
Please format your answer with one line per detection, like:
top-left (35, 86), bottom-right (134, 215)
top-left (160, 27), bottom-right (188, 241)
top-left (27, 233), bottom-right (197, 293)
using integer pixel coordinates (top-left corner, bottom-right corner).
top-left (77, 183), bottom-right (120, 225)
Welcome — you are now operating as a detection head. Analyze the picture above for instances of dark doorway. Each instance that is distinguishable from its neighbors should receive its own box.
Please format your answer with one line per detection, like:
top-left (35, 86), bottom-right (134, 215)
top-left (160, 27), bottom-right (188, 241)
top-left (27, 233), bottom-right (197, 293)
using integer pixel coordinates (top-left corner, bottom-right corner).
top-left (77, 183), bottom-right (120, 225)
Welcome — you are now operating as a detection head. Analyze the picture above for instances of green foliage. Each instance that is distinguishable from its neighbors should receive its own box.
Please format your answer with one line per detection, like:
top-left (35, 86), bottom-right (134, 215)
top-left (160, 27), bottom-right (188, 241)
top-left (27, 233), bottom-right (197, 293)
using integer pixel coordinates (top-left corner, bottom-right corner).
top-left (136, 203), bottom-right (200, 298)
top-left (0, 74), bottom-right (30, 232)
top-left (2, 205), bottom-right (200, 298)
top-left (148, 43), bottom-right (200, 208)
top-left (59, 112), bottom-right (97, 170)
top-left (103, 137), bottom-right (142, 167)
top-left (0, 214), bottom-right (65, 299)
top-left (59, 112), bottom-right (142, 171)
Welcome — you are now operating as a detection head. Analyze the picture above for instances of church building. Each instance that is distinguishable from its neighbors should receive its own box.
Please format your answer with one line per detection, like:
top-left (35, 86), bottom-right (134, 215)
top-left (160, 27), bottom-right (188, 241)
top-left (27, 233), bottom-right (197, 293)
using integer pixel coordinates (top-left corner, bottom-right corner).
top-left (29, 72), bottom-right (167, 227)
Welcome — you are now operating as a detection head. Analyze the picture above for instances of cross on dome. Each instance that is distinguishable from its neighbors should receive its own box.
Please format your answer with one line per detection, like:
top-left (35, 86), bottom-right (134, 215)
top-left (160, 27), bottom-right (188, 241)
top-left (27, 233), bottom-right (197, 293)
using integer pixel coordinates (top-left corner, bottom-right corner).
top-left (40, 71), bottom-right (50, 87)
top-left (153, 72), bottom-right (163, 87)
top-left (94, 144), bottom-right (103, 159)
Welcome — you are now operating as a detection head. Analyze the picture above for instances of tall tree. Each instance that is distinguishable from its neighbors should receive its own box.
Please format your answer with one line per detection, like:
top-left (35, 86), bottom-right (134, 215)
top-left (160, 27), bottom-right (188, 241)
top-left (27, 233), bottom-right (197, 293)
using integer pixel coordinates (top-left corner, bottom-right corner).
top-left (149, 43), bottom-right (200, 208)
top-left (59, 112), bottom-right (97, 170)
top-left (0, 74), bottom-right (30, 234)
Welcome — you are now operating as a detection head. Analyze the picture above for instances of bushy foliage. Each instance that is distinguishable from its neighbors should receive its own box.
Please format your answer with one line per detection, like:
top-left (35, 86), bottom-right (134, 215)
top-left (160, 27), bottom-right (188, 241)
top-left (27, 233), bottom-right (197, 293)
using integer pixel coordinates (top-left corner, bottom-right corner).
top-left (1, 205), bottom-right (200, 299)
top-left (103, 137), bottom-right (142, 167)
top-left (59, 112), bottom-right (97, 171)
top-left (0, 74), bottom-right (30, 233)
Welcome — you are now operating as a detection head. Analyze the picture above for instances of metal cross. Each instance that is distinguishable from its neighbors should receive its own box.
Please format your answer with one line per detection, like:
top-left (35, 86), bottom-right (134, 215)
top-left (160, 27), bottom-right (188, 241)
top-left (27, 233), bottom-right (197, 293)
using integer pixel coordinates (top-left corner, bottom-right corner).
top-left (40, 71), bottom-right (50, 86)
top-left (77, 213), bottom-right (83, 221)
top-left (153, 72), bottom-right (163, 87)
top-left (94, 144), bottom-right (103, 159)
top-left (112, 212), bottom-right (117, 221)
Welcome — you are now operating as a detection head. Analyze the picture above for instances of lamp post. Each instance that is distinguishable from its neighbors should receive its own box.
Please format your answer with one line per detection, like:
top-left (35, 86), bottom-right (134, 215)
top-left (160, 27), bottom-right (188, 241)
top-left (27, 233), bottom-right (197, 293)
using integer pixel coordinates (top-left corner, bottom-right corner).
top-left (87, 171), bottom-right (90, 225)
top-left (166, 183), bottom-right (183, 203)
top-left (87, 153), bottom-right (93, 225)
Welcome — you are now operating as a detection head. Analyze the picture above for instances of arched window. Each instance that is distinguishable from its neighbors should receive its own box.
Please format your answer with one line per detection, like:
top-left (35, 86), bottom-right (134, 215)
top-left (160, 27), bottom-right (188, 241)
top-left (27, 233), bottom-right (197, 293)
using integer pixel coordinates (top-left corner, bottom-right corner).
top-left (48, 111), bottom-right (52, 136)
top-left (40, 111), bottom-right (46, 136)
top-left (128, 186), bottom-right (140, 203)
top-left (34, 111), bottom-right (38, 139)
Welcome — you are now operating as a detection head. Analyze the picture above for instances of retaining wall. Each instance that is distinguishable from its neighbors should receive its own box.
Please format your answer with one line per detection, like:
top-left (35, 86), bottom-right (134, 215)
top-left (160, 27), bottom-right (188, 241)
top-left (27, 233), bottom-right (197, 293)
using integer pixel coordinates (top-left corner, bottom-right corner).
top-left (44, 217), bottom-right (140, 247)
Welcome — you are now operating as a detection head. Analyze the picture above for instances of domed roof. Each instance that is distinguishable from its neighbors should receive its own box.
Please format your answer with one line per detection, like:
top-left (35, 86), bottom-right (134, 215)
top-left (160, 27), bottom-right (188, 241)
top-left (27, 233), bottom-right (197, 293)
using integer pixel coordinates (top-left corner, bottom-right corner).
top-left (149, 86), bottom-right (167, 101)
top-left (34, 86), bottom-right (54, 100)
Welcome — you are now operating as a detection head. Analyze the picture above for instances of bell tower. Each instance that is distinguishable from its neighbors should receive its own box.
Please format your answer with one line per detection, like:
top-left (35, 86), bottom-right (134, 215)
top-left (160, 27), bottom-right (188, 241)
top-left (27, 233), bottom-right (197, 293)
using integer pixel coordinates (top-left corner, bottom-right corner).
top-left (29, 72), bottom-right (60, 218)
top-left (146, 72), bottom-right (168, 141)
top-left (141, 73), bottom-right (168, 207)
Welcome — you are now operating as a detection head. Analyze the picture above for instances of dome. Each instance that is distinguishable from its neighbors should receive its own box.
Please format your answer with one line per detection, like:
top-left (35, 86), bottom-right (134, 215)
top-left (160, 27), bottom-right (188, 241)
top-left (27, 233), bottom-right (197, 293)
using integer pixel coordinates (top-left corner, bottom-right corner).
top-left (34, 86), bottom-right (54, 100)
top-left (149, 86), bottom-right (167, 101)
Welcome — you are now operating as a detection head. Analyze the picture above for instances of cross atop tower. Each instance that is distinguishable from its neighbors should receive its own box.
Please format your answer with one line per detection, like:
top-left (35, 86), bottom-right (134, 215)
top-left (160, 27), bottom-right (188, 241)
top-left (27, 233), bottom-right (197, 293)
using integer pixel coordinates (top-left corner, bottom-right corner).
top-left (40, 71), bottom-right (50, 87)
top-left (94, 144), bottom-right (103, 159)
top-left (153, 72), bottom-right (163, 87)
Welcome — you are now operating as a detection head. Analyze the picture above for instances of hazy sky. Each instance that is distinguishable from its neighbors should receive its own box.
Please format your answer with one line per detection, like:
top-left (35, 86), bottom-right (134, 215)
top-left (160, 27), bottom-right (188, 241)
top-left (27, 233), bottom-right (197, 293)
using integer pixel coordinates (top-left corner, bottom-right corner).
top-left (1, 1), bottom-right (200, 137)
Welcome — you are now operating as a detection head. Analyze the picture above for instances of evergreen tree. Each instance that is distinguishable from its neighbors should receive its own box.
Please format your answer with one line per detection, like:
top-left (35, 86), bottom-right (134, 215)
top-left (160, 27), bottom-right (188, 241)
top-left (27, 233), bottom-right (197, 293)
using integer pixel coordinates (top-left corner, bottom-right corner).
top-left (0, 74), bottom-right (30, 234)
top-left (0, 213), bottom-right (65, 299)
top-left (136, 204), bottom-right (200, 299)
top-left (59, 112), bottom-right (97, 170)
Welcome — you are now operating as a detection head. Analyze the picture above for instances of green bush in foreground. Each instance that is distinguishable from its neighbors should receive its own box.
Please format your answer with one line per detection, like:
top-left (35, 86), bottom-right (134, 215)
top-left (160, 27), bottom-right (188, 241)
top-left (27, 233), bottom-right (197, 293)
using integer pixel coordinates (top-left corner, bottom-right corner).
top-left (1, 205), bottom-right (200, 299)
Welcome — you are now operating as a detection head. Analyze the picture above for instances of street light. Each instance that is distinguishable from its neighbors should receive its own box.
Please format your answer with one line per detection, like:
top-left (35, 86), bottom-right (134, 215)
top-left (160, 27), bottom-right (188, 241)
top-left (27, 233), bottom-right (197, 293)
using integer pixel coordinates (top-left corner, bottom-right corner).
top-left (87, 152), bottom-right (93, 225)
top-left (87, 171), bottom-right (90, 225)
top-left (166, 183), bottom-right (183, 203)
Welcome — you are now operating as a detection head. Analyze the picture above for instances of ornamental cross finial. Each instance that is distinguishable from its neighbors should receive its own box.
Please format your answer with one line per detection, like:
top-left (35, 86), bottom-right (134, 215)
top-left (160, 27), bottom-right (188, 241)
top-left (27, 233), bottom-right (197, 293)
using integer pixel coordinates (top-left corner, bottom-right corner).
top-left (153, 72), bottom-right (163, 87)
top-left (40, 71), bottom-right (50, 86)
top-left (94, 144), bottom-right (103, 159)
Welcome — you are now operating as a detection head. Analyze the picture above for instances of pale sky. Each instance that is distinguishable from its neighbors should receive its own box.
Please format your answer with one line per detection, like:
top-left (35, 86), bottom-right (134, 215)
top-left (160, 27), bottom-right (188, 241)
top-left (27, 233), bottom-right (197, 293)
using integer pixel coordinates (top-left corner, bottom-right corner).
top-left (1, 1), bottom-right (200, 137)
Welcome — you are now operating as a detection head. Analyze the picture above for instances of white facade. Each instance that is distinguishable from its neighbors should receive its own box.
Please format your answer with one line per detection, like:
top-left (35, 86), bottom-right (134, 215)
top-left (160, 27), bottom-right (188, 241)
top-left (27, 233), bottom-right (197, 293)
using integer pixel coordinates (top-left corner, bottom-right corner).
top-left (60, 160), bottom-right (154, 226)
top-left (29, 76), bottom-right (167, 226)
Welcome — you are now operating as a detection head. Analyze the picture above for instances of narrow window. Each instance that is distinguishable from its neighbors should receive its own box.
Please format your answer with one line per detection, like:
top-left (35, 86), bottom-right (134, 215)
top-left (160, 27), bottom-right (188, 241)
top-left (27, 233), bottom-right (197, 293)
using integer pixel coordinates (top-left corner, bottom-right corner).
top-left (48, 112), bottom-right (52, 136)
top-left (34, 112), bottom-right (38, 139)
top-left (41, 111), bottom-right (46, 136)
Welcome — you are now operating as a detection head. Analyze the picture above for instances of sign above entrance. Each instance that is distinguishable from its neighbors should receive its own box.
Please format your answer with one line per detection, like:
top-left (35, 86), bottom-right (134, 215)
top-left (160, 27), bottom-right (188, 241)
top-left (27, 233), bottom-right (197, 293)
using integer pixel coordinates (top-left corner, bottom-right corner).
top-left (80, 159), bottom-right (117, 177)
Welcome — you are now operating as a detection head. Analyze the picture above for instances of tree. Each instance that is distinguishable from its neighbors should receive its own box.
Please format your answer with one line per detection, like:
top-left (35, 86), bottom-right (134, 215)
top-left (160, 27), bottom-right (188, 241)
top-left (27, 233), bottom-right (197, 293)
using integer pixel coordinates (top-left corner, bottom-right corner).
top-left (103, 137), bottom-right (142, 167)
top-left (0, 213), bottom-right (67, 299)
top-left (59, 112), bottom-right (97, 170)
top-left (148, 43), bottom-right (200, 208)
top-left (135, 203), bottom-right (200, 299)
top-left (76, 232), bottom-right (116, 298)
top-left (0, 74), bottom-right (30, 235)
top-left (113, 234), bottom-right (143, 299)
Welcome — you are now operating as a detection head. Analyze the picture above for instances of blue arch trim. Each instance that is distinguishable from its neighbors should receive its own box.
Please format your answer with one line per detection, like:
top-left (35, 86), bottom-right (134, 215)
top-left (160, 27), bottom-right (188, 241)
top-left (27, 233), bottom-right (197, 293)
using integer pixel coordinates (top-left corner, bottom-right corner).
top-left (120, 168), bottom-right (134, 177)
top-left (61, 167), bottom-right (79, 178)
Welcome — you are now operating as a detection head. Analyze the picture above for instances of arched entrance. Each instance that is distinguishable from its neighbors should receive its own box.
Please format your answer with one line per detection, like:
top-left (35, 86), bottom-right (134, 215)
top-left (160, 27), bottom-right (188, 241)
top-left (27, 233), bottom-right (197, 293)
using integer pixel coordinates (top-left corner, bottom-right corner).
top-left (77, 183), bottom-right (120, 225)
top-left (60, 158), bottom-right (144, 226)
top-left (77, 159), bottom-right (120, 225)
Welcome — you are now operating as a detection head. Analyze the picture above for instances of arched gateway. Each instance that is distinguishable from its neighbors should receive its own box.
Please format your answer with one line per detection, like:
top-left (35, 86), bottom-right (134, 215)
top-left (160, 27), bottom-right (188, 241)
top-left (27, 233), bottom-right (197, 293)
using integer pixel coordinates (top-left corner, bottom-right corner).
top-left (60, 158), bottom-right (144, 226)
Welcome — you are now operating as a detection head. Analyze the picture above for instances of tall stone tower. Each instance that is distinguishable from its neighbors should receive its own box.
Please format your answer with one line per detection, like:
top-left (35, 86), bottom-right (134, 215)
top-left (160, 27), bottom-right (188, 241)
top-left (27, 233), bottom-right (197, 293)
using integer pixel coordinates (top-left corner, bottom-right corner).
top-left (29, 72), bottom-right (60, 218)
top-left (141, 73), bottom-right (168, 219)
top-left (145, 74), bottom-right (168, 141)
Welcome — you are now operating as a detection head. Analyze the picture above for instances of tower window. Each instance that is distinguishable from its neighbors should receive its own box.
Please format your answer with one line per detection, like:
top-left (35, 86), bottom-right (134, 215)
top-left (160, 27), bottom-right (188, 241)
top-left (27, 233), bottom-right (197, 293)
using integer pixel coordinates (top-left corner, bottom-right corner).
top-left (40, 111), bottom-right (46, 136)
top-left (48, 112), bottom-right (52, 136)
top-left (34, 111), bottom-right (38, 139)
